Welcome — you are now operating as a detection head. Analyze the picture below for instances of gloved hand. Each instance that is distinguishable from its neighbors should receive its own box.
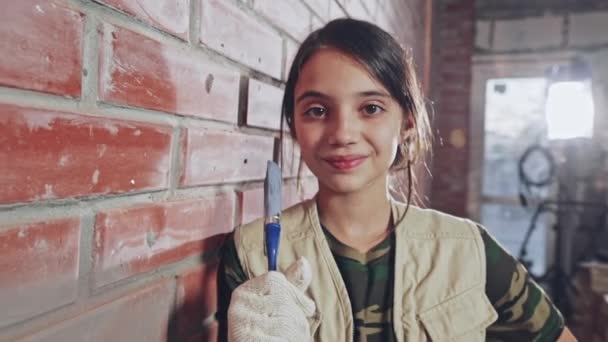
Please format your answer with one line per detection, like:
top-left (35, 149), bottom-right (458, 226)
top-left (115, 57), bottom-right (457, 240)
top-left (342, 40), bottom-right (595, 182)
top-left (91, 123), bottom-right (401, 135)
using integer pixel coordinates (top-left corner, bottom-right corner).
top-left (228, 257), bottom-right (316, 342)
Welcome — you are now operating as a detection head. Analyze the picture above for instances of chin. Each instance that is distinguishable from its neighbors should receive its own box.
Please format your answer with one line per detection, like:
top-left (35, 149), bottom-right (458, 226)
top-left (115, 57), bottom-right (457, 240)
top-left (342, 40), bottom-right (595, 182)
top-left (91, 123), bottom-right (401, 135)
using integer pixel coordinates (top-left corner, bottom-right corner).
top-left (318, 174), bottom-right (373, 194)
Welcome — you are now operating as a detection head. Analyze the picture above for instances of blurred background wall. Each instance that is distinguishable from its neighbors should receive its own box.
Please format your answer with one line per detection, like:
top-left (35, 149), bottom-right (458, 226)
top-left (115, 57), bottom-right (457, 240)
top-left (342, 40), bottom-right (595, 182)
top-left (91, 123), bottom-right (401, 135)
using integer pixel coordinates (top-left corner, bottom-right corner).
top-left (468, 1), bottom-right (608, 339)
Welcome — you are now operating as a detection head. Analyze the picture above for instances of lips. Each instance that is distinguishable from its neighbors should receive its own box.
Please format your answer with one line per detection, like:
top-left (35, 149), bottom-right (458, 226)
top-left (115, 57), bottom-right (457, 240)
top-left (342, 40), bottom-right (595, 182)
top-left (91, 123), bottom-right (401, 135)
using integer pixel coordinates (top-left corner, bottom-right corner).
top-left (323, 155), bottom-right (367, 170)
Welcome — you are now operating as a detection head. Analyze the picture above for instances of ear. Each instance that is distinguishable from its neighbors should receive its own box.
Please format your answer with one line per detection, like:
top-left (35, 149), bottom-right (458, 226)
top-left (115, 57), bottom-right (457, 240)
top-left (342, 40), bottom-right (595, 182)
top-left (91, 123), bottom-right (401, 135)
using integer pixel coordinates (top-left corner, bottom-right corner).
top-left (400, 115), bottom-right (415, 143)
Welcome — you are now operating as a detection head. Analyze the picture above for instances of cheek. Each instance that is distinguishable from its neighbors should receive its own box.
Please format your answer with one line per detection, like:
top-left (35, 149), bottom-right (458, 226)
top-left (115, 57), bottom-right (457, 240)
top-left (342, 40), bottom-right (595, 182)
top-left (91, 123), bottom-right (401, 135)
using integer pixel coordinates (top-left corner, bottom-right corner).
top-left (296, 133), bottom-right (317, 159)
top-left (293, 122), bottom-right (317, 156)
top-left (374, 120), bottom-right (402, 159)
top-left (378, 121), bottom-right (401, 145)
top-left (382, 134), bottom-right (400, 161)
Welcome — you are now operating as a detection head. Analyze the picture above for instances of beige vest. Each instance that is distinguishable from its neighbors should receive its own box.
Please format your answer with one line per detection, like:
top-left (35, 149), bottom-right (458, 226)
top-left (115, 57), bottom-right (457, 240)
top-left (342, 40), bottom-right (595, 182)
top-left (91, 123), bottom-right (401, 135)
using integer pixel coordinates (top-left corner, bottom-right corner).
top-left (234, 198), bottom-right (498, 341)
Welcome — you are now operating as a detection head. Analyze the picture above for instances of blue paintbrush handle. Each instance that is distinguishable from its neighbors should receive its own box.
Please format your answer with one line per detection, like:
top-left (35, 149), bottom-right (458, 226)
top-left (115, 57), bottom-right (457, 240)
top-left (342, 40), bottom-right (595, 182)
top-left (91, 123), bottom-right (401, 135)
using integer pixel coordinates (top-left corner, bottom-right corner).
top-left (265, 222), bottom-right (281, 271)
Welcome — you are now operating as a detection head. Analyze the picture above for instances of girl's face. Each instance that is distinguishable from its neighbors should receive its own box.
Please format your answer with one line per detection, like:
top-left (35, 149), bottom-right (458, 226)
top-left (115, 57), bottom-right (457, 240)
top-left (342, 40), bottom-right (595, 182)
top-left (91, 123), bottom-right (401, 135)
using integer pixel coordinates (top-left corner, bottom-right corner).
top-left (293, 49), bottom-right (405, 195)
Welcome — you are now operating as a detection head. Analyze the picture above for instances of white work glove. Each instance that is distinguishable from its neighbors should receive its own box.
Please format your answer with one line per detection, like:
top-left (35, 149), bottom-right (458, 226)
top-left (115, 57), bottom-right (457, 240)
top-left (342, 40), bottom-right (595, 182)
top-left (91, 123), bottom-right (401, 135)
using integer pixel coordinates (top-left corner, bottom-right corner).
top-left (228, 257), bottom-right (316, 342)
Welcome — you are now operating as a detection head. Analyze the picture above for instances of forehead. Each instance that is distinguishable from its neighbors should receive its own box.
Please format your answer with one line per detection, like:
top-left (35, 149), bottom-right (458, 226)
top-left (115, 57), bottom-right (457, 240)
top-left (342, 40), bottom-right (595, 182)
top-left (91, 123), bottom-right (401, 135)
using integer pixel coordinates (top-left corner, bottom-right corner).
top-left (294, 49), bottom-right (389, 97)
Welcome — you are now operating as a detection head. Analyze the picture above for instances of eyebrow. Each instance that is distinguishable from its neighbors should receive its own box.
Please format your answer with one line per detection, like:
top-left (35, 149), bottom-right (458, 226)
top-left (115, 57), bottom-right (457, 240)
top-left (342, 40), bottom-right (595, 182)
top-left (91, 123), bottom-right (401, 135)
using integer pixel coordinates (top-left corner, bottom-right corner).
top-left (295, 91), bottom-right (329, 103)
top-left (295, 90), bottom-right (391, 103)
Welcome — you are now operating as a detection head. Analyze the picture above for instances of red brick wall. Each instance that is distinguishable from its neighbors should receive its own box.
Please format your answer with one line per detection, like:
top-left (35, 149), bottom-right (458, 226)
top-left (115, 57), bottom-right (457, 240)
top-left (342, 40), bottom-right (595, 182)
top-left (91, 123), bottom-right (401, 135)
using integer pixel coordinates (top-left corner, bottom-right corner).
top-left (0, 0), bottom-right (429, 340)
top-left (430, 0), bottom-right (475, 217)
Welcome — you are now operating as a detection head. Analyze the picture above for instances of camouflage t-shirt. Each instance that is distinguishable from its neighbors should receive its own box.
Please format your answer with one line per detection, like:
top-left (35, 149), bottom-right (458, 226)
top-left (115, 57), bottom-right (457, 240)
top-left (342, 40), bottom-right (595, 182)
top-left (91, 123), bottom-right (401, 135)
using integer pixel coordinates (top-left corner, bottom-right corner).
top-left (217, 225), bottom-right (565, 342)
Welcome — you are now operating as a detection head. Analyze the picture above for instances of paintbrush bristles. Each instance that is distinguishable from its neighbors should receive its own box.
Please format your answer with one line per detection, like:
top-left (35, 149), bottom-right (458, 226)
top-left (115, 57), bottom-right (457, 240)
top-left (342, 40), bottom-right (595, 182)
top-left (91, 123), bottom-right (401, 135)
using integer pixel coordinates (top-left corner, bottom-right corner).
top-left (264, 160), bottom-right (282, 218)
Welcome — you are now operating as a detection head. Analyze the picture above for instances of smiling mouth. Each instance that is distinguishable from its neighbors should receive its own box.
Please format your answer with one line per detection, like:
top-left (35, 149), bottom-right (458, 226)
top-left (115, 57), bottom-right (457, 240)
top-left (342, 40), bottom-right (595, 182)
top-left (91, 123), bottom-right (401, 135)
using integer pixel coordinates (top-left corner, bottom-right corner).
top-left (323, 155), bottom-right (368, 171)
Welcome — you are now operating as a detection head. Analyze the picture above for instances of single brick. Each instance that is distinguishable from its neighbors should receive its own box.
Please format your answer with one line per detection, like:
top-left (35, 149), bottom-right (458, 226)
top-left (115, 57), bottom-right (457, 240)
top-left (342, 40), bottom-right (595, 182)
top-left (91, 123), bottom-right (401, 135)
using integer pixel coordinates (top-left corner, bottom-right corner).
top-left (0, 0), bottom-right (83, 97)
top-left (180, 129), bottom-right (275, 186)
top-left (93, 194), bottom-right (233, 287)
top-left (0, 218), bottom-right (80, 328)
top-left (252, 0), bottom-right (312, 41)
top-left (284, 40), bottom-right (299, 81)
top-left (96, 0), bottom-right (189, 39)
top-left (99, 23), bottom-right (240, 122)
top-left (246, 79), bottom-right (283, 130)
top-left (0, 103), bottom-right (172, 204)
top-left (20, 280), bottom-right (173, 342)
top-left (199, 0), bottom-right (282, 79)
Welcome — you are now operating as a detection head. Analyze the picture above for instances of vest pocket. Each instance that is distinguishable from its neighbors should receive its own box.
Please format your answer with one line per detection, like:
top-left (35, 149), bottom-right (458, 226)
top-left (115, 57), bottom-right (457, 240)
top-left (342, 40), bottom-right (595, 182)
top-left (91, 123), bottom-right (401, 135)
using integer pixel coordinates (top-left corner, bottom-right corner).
top-left (417, 287), bottom-right (498, 341)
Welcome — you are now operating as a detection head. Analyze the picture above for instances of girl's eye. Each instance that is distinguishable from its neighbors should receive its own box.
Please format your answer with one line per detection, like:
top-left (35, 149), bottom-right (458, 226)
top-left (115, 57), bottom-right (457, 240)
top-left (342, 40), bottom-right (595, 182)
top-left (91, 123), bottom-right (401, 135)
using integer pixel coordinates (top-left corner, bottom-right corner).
top-left (363, 104), bottom-right (384, 116)
top-left (304, 106), bottom-right (326, 118)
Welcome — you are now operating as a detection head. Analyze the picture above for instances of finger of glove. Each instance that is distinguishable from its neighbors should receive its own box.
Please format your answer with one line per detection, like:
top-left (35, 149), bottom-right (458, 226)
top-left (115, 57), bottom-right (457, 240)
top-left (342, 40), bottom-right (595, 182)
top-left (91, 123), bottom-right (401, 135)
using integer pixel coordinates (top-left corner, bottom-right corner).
top-left (252, 314), bottom-right (310, 341)
top-left (229, 283), bottom-right (301, 319)
top-left (230, 272), bottom-right (316, 317)
top-left (283, 256), bottom-right (313, 292)
top-left (229, 308), bottom-right (310, 342)
top-left (229, 327), bottom-right (286, 342)
top-left (231, 272), bottom-right (315, 317)
top-left (265, 272), bottom-right (316, 316)
top-left (228, 299), bottom-right (310, 342)
top-left (231, 287), bottom-right (311, 319)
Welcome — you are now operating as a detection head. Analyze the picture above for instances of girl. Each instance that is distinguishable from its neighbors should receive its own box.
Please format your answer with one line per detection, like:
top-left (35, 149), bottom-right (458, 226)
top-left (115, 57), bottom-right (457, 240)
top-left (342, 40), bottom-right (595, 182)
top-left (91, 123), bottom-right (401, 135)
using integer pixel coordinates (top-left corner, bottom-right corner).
top-left (217, 18), bottom-right (576, 341)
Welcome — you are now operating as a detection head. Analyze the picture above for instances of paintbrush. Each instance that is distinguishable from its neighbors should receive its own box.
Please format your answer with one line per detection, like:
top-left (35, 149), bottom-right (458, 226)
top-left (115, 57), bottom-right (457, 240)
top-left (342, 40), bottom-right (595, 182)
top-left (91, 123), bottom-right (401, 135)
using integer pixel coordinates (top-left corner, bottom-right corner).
top-left (264, 160), bottom-right (282, 271)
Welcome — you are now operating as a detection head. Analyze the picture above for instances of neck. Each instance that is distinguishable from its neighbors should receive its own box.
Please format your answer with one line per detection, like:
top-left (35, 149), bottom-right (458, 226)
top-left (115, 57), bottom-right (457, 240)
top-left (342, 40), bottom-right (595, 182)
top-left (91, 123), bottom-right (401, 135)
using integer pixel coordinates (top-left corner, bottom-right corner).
top-left (316, 177), bottom-right (392, 252)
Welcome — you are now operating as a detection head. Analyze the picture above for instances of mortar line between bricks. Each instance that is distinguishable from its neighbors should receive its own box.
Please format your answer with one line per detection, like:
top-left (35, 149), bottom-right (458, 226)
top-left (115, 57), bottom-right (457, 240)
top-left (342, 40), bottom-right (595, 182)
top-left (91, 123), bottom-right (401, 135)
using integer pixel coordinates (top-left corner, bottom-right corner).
top-left (0, 297), bottom-right (82, 340)
top-left (0, 180), bottom-right (281, 227)
top-left (0, 85), bottom-right (287, 134)
top-left (166, 272), bottom-right (179, 341)
top-left (296, 0), bottom-right (328, 23)
top-left (168, 126), bottom-right (185, 194)
top-left (489, 19), bottom-right (495, 49)
top-left (188, 0), bottom-right (201, 46)
top-left (0, 192), bottom-right (162, 228)
top-left (0, 87), bottom-right (81, 112)
top-left (357, 0), bottom-right (371, 16)
top-left (334, 0), bottom-right (350, 18)
top-left (97, 102), bottom-right (284, 133)
top-left (281, 38), bottom-right (288, 81)
top-left (77, 211), bottom-right (96, 302)
top-left (233, 0), bottom-right (306, 44)
top-left (0, 86), bottom-right (175, 127)
top-left (80, 11), bottom-right (100, 111)
top-left (233, 185), bottom-right (242, 228)
top-left (561, 14), bottom-right (570, 48)
top-left (90, 250), bottom-right (219, 296)
top-left (237, 76), bottom-right (249, 127)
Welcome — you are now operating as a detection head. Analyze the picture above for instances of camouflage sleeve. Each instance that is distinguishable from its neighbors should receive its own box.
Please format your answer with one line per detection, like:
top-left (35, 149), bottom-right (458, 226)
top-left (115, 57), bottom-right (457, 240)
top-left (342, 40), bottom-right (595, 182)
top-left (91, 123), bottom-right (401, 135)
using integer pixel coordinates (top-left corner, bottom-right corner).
top-left (479, 225), bottom-right (565, 342)
top-left (217, 233), bottom-right (249, 342)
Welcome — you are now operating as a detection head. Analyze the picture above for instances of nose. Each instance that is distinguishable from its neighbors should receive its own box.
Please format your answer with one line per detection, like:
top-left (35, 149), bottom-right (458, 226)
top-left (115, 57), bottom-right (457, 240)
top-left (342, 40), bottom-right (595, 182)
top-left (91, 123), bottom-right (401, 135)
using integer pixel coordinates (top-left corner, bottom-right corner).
top-left (327, 109), bottom-right (359, 146)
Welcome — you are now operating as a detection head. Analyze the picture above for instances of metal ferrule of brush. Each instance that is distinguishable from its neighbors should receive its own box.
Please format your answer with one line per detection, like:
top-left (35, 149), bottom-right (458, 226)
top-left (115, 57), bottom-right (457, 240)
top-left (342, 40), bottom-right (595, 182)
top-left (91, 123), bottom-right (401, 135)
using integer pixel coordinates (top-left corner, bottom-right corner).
top-left (264, 214), bottom-right (281, 225)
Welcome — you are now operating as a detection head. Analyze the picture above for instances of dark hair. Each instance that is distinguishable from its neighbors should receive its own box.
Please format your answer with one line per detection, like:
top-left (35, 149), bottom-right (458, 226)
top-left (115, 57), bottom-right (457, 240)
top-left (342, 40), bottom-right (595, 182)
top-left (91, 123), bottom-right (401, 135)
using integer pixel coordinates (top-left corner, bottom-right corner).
top-left (280, 18), bottom-right (432, 208)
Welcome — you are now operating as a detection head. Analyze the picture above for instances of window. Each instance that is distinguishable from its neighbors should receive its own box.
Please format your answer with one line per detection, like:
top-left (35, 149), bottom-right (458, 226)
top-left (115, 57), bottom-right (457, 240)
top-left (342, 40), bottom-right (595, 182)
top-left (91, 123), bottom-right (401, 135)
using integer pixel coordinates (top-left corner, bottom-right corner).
top-left (482, 77), bottom-right (550, 276)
